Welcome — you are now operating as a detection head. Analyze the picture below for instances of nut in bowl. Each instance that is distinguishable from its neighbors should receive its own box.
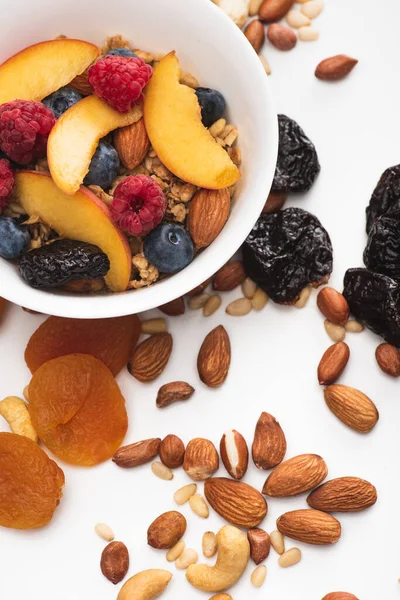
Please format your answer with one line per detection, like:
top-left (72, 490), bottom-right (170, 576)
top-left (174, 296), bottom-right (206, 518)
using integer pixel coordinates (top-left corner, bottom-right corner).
top-left (0, 0), bottom-right (278, 318)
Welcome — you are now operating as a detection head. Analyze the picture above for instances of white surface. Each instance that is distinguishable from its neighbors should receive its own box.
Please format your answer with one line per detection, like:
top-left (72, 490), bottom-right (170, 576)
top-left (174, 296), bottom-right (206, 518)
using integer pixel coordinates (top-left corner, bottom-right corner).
top-left (1, 0), bottom-right (399, 599)
top-left (0, 0), bottom-right (278, 318)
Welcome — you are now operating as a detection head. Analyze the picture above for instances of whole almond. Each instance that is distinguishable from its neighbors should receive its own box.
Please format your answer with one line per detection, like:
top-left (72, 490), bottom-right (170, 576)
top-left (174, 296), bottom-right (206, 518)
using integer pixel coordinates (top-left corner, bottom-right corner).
top-left (112, 438), bottom-right (161, 468)
top-left (156, 381), bottom-right (195, 408)
top-left (69, 69), bottom-right (92, 95)
top-left (277, 509), bottom-right (341, 545)
top-left (307, 477), bottom-right (377, 512)
top-left (220, 429), bottom-right (249, 480)
top-left (183, 438), bottom-right (219, 481)
top-left (204, 477), bottom-right (268, 528)
top-left (158, 297), bottom-right (186, 316)
top-left (114, 118), bottom-right (150, 169)
top-left (247, 528), bottom-right (271, 564)
top-left (259, 0), bottom-right (295, 22)
top-left (128, 332), bottom-right (173, 382)
top-left (375, 343), bottom-right (400, 377)
top-left (100, 541), bottom-right (129, 585)
top-left (315, 55), bottom-right (358, 81)
top-left (324, 384), bottom-right (379, 433)
top-left (317, 288), bottom-right (350, 325)
top-left (263, 192), bottom-right (287, 213)
top-left (244, 20), bottom-right (265, 53)
top-left (197, 325), bottom-right (231, 388)
top-left (252, 412), bottom-right (287, 470)
top-left (322, 594), bottom-right (359, 600)
top-left (263, 454), bottom-right (328, 497)
top-left (187, 278), bottom-right (211, 297)
top-left (147, 511), bottom-right (187, 549)
top-left (160, 434), bottom-right (185, 469)
top-left (318, 342), bottom-right (350, 385)
top-left (213, 261), bottom-right (246, 291)
top-left (188, 188), bottom-right (230, 249)
top-left (267, 23), bottom-right (297, 51)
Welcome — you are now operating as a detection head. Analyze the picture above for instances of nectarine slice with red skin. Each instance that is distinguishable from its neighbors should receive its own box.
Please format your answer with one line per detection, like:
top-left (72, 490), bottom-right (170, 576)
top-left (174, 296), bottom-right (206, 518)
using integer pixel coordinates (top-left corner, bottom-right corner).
top-left (48, 95), bottom-right (143, 195)
top-left (144, 52), bottom-right (240, 190)
top-left (0, 39), bottom-right (100, 104)
top-left (14, 171), bottom-right (131, 292)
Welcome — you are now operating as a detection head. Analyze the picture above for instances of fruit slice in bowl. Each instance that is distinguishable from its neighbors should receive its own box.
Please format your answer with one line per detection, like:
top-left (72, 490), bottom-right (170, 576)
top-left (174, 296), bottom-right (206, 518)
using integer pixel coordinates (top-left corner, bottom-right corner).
top-left (14, 171), bottom-right (131, 292)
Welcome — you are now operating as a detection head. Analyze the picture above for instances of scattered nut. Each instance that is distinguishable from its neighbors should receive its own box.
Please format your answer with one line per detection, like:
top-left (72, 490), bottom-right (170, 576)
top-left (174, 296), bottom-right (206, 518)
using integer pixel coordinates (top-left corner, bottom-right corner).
top-left (158, 297), bottom-right (185, 316)
top-left (263, 191), bottom-right (287, 213)
top-left (213, 261), bottom-right (246, 291)
top-left (166, 540), bottom-right (185, 562)
top-left (315, 55), bottom-right (358, 82)
top-left (259, 54), bottom-right (271, 76)
top-left (189, 494), bottom-right (209, 518)
top-left (324, 384), bottom-right (379, 433)
top-left (151, 461), bottom-right (174, 481)
top-left (294, 286), bottom-right (311, 308)
top-left (278, 547), bottom-right (302, 567)
top-left (0, 396), bottom-right (37, 441)
top-left (244, 19), bottom-right (265, 53)
top-left (141, 318), bottom-right (167, 334)
top-left (128, 333), bottom-right (173, 382)
top-left (345, 320), bottom-right (364, 333)
top-left (267, 23), bottom-right (297, 51)
top-left (189, 293), bottom-right (211, 310)
top-left (226, 297), bottom-right (252, 316)
top-left (250, 564), bottom-right (267, 587)
top-left (23, 385), bottom-right (30, 401)
top-left (112, 438), bottom-right (161, 468)
top-left (147, 511), bottom-right (187, 549)
top-left (270, 530), bottom-right (285, 554)
top-left (247, 528), bottom-right (271, 564)
top-left (259, 0), bottom-right (295, 22)
top-left (180, 72), bottom-right (199, 88)
top-left (242, 277), bottom-right (257, 299)
top-left (317, 287), bottom-right (350, 325)
top-left (100, 541), bottom-right (129, 585)
top-left (209, 595), bottom-right (232, 600)
top-left (298, 26), bottom-right (319, 41)
top-left (203, 295), bottom-right (222, 317)
top-left (95, 522), bottom-right (115, 542)
top-left (220, 429), bottom-right (249, 479)
top-left (301, 0), bottom-right (324, 19)
top-left (160, 434), bottom-right (185, 468)
top-left (251, 288), bottom-right (268, 310)
top-left (117, 569), bottom-right (172, 600)
top-left (375, 343), bottom-right (400, 377)
top-left (174, 483), bottom-right (198, 505)
top-left (176, 548), bottom-right (198, 569)
top-left (202, 531), bottom-right (218, 558)
top-left (156, 381), bottom-right (195, 408)
top-left (286, 10), bottom-right (310, 28)
top-left (324, 320), bottom-right (346, 343)
top-left (317, 342), bottom-right (350, 385)
top-left (197, 325), bottom-right (231, 388)
top-left (183, 438), bottom-right (219, 481)
top-left (249, 0), bottom-right (264, 15)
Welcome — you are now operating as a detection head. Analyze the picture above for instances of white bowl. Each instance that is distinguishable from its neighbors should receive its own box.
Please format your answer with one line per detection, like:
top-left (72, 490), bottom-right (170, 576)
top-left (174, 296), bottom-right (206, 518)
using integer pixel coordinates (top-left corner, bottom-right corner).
top-left (0, 0), bottom-right (278, 318)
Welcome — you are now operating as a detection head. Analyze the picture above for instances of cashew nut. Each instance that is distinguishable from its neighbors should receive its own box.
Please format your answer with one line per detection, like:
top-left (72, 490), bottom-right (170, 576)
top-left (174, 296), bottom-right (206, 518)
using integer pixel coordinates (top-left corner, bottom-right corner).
top-left (210, 595), bottom-right (233, 600)
top-left (0, 396), bottom-right (37, 441)
top-left (117, 569), bottom-right (172, 600)
top-left (186, 525), bottom-right (250, 592)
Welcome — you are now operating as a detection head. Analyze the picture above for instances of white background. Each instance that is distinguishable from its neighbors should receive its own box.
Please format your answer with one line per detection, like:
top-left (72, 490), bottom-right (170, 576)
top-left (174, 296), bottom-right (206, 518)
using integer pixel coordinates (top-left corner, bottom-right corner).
top-left (1, 0), bottom-right (399, 598)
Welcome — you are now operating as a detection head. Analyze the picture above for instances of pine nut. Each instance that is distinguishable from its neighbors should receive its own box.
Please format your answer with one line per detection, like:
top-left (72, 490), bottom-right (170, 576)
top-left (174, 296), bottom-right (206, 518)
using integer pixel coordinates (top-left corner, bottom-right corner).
top-left (242, 278), bottom-right (257, 299)
top-left (166, 540), bottom-right (185, 562)
top-left (95, 523), bottom-right (114, 542)
top-left (151, 461), bottom-right (173, 480)
top-left (189, 293), bottom-right (210, 310)
top-left (174, 483), bottom-right (197, 505)
top-left (301, 0), bottom-right (324, 19)
top-left (298, 26), bottom-right (319, 41)
top-left (226, 297), bottom-right (252, 316)
top-left (209, 119), bottom-right (226, 138)
top-left (189, 494), bottom-right (209, 518)
top-left (23, 385), bottom-right (30, 401)
top-left (202, 531), bottom-right (218, 558)
top-left (249, 0), bottom-right (264, 15)
top-left (270, 530), bottom-right (285, 555)
top-left (278, 547), bottom-right (302, 568)
top-left (175, 548), bottom-right (198, 569)
top-left (141, 318), bottom-right (167, 334)
top-left (324, 320), bottom-right (346, 342)
top-left (294, 286), bottom-right (311, 308)
top-left (345, 319), bottom-right (364, 333)
top-left (251, 565), bottom-right (267, 587)
top-left (203, 295), bottom-right (222, 317)
top-left (252, 288), bottom-right (268, 310)
top-left (259, 55), bottom-right (271, 76)
top-left (286, 10), bottom-right (311, 28)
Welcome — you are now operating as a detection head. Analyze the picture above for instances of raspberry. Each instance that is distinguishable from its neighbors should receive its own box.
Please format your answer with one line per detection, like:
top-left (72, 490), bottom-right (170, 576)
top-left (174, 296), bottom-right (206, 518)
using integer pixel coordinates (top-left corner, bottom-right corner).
top-left (88, 55), bottom-right (153, 113)
top-left (0, 100), bottom-right (55, 165)
top-left (110, 175), bottom-right (166, 236)
top-left (0, 159), bottom-right (15, 213)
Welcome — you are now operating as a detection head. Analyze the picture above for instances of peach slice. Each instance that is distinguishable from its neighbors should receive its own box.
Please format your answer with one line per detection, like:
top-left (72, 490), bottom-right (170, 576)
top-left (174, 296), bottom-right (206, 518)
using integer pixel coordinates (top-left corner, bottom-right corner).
top-left (14, 171), bottom-right (131, 292)
top-left (0, 39), bottom-right (100, 104)
top-left (143, 52), bottom-right (240, 190)
top-left (48, 95), bottom-right (143, 195)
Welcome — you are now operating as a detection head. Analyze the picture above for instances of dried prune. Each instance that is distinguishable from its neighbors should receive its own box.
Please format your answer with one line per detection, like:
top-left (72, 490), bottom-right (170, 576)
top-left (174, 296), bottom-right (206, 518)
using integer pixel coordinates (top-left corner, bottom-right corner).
top-left (0, 432), bottom-right (64, 529)
top-left (363, 212), bottom-right (400, 279)
top-left (272, 114), bottom-right (320, 194)
top-left (366, 164), bottom-right (400, 233)
top-left (19, 239), bottom-right (110, 289)
top-left (242, 208), bottom-right (333, 304)
top-left (343, 268), bottom-right (400, 347)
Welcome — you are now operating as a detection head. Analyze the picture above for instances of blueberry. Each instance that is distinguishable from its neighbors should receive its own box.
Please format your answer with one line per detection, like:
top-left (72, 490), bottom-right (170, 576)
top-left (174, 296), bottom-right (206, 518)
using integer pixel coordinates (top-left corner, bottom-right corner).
top-left (144, 223), bottom-right (194, 274)
top-left (43, 87), bottom-right (83, 119)
top-left (83, 141), bottom-right (120, 189)
top-left (195, 87), bottom-right (226, 128)
top-left (0, 217), bottom-right (30, 259)
top-left (107, 48), bottom-right (137, 58)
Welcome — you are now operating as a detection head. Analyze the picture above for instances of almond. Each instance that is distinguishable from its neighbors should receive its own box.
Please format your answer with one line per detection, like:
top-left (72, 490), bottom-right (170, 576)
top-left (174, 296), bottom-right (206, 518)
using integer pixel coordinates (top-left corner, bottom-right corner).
top-left (156, 381), bottom-right (195, 408)
top-left (100, 541), bottom-right (129, 585)
top-left (204, 477), bottom-right (268, 528)
top-left (322, 594), bottom-right (359, 600)
top-left (307, 476), bottom-right (377, 512)
top-left (267, 23), bottom-right (297, 51)
top-left (324, 384), bottom-right (379, 433)
top-left (158, 296), bottom-right (186, 316)
top-left (147, 511), bottom-right (187, 549)
top-left (263, 454), bottom-right (328, 497)
top-left (188, 188), bottom-right (230, 249)
top-left (187, 278), bottom-right (211, 297)
top-left (317, 288), bottom-right (350, 326)
top-left (262, 192), bottom-right (287, 213)
top-left (160, 434), bottom-right (185, 469)
top-left (247, 528), bottom-right (271, 564)
top-left (259, 0), bottom-right (295, 22)
top-left (114, 118), bottom-right (150, 169)
top-left (244, 19), bottom-right (265, 52)
top-left (112, 438), bottom-right (161, 468)
top-left (317, 342), bottom-right (350, 385)
top-left (69, 69), bottom-right (92, 95)
top-left (213, 261), bottom-right (246, 292)
top-left (315, 55), bottom-right (358, 81)
top-left (252, 412), bottom-right (287, 470)
top-left (128, 332), bottom-right (172, 382)
top-left (277, 509), bottom-right (341, 545)
top-left (183, 438), bottom-right (219, 481)
top-left (197, 325), bottom-right (231, 388)
top-left (375, 343), bottom-right (400, 377)
top-left (220, 429), bottom-right (249, 480)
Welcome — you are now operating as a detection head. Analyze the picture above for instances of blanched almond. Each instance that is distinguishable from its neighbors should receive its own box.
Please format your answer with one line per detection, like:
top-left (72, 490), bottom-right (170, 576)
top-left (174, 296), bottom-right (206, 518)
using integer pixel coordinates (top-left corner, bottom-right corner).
top-left (220, 429), bottom-right (249, 479)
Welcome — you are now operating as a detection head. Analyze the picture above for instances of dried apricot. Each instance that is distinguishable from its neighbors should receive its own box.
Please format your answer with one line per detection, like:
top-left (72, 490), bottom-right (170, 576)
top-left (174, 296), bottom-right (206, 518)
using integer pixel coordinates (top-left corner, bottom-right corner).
top-left (25, 314), bottom-right (141, 376)
top-left (28, 354), bottom-right (128, 466)
top-left (0, 432), bottom-right (64, 529)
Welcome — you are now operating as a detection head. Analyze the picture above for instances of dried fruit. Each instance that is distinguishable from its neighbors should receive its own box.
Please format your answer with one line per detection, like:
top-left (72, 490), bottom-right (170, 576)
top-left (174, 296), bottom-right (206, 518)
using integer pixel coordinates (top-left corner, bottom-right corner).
top-left (317, 342), bottom-right (350, 385)
top-left (0, 432), bottom-right (64, 529)
top-left (188, 188), bottom-right (230, 249)
top-left (197, 325), bottom-right (231, 388)
top-left (366, 164), bottom-right (400, 233)
top-left (220, 429), bottom-right (249, 479)
top-left (307, 477), bottom-right (377, 512)
top-left (247, 528), bottom-right (270, 564)
top-left (278, 547), bottom-right (301, 567)
top-left (100, 541), bottom-right (129, 584)
top-left (315, 55), bottom-right (358, 81)
top-left (113, 438), bottom-right (161, 468)
top-left (244, 19), bottom-right (265, 52)
top-left (375, 343), bottom-right (400, 376)
top-left (204, 477), bottom-right (268, 528)
top-left (324, 384), bottom-right (379, 433)
top-left (28, 354), bottom-right (128, 466)
top-left (25, 315), bottom-right (140, 376)
top-left (160, 434), bottom-right (185, 468)
top-left (114, 118), bottom-right (150, 169)
top-left (158, 297), bottom-right (185, 316)
top-left (317, 287), bottom-right (350, 325)
top-left (156, 381), bottom-right (195, 408)
top-left (213, 261), bottom-right (246, 291)
top-left (252, 411), bottom-right (287, 470)
top-left (259, 0), bottom-right (295, 22)
top-left (263, 454), bottom-right (328, 497)
top-left (267, 23), bottom-right (297, 50)
top-left (364, 212), bottom-right (400, 279)
top-left (147, 511), bottom-right (187, 549)
top-left (183, 438), bottom-right (219, 481)
top-left (243, 208), bottom-right (332, 304)
top-left (128, 332), bottom-right (173, 382)
top-left (277, 509), bottom-right (341, 545)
